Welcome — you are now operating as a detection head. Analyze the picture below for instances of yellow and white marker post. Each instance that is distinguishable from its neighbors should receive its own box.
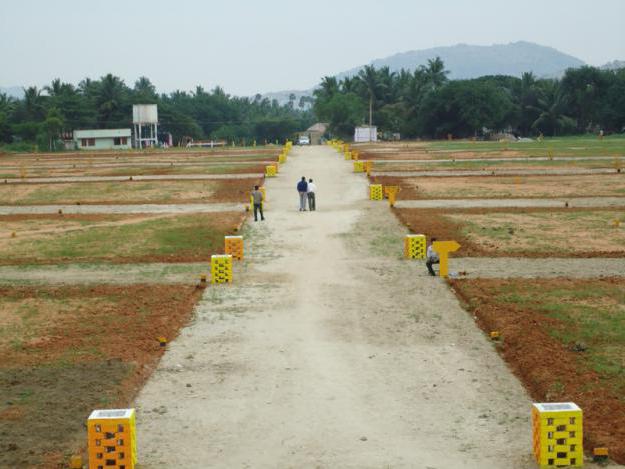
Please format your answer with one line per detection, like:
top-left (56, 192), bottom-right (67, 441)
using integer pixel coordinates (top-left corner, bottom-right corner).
top-left (532, 402), bottom-right (583, 468)
top-left (88, 408), bottom-right (137, 469)
top-left (224, 235), bottom-right (244, 261)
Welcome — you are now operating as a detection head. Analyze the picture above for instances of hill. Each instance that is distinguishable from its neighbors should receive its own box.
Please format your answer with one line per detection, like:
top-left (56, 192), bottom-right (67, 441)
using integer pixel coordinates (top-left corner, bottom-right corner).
top-left (337, 41), bottom-right (585, 80)
top-left (262, 41), bottom-right (588, 104)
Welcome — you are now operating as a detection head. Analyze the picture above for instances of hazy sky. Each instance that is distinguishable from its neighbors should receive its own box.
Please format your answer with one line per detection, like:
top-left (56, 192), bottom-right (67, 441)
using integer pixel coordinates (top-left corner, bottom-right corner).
top-left (1, 0), bottom-right (624, 95)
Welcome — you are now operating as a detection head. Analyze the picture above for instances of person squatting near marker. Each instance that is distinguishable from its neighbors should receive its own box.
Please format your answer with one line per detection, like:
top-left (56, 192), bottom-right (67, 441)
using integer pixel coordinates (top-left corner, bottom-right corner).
top-left (307, 178), bottom-right (317, 211)
top-left (297, 176), bottom-right (308, 211)
top-left (426, 237), bottom-right (440, 276)
top-left (251, 185), bottom-right (264, 221)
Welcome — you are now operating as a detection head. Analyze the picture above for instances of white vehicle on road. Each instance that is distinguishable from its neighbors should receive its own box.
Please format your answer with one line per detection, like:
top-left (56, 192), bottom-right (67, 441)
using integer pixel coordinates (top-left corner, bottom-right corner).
top-left (297, 135), bottom-right (310, 145)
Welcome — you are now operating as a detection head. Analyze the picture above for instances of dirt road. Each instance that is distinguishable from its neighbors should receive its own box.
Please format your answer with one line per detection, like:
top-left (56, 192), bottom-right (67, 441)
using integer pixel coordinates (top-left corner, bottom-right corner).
top-left (133, 146), bottom-right (614, 468)
top-left (394, 196), bottom-right (625, 209)
top-left (0, 202), bottom-right (244, 215)
top-left (372, 168), bottom-right (620, 177)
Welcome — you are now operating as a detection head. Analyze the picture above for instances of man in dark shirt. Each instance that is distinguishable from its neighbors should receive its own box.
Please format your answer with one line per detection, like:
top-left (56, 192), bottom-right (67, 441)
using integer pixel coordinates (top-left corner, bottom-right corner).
top-left (297, 177), bottom-right (308, 211)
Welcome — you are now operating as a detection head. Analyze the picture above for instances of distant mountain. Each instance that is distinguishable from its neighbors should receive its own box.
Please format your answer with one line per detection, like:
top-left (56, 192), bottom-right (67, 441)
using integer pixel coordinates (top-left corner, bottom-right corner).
top-left (263, 41), bottom-right (593, 104)
top-left (337, 41), bottom-right (585, 80)
top-left (0, 86), bottom-right (24, 99)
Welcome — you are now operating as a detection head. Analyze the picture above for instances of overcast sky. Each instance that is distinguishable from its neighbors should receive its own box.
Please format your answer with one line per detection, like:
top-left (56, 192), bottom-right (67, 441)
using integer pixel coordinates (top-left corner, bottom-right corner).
top-left (1, 0), bottom-right (624, 96)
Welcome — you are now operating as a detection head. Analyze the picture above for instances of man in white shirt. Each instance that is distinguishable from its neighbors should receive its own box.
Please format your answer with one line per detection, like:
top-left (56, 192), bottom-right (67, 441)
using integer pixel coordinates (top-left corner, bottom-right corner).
top-left (307, 178), bottom-right (317, 211)
top-left (426, 237), bottom-right (439, 276)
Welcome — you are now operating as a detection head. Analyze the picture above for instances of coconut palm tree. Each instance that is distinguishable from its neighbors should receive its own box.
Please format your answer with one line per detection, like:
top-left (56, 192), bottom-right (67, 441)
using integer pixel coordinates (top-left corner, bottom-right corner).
top-left (96, 74), bottom-right (127, 127)
top-left (22, 86), bottom-right (45, 120)
top-left (356, 65), bottom-right (381, 127)
top-left (531, 80), bottom-right (575, 136)
top-left (424, 57), bottom-right (449, 89)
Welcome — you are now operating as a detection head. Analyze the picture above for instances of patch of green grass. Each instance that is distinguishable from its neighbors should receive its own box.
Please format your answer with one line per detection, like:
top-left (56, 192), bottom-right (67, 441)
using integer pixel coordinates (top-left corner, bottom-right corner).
top-left (2, 213), bottom-right (238, 263)
top-left (492, 280), bottom-right (625, 387)
top-left (424, 134), bottom-right (625, 157)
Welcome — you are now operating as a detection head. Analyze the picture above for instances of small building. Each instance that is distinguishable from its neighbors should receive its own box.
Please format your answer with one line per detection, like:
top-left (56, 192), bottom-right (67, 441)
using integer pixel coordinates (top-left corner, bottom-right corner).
top-left (354, 125), bottom-right (377, 143)
top-left (73, 129), bottom-right (132, 150)
top-left (303, 123), bottom-right (328, 145)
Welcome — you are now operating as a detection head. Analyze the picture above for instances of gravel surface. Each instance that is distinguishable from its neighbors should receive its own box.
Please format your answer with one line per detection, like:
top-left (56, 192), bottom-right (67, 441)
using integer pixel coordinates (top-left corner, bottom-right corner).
top-left (0, 160), bottom-right (273, 170)
top-left (372, 168), bottom-right (621, 177)
top-left (444, 257), bottom-right (625, 279)
top-left (395, 197), bottom-right (625, 209)
top-left (0, 202), bottom-right (244, 215)
top-left (370, 155), bottom-right (619, 164)
top-left (0, 262), bottom-right (206, 285)
top-left (1, 173), bottom-right (262, 184)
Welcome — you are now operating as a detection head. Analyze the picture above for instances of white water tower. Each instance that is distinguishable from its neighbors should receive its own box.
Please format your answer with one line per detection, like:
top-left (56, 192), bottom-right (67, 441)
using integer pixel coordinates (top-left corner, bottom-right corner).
top-left (133, 104), bottom-right (158, 148)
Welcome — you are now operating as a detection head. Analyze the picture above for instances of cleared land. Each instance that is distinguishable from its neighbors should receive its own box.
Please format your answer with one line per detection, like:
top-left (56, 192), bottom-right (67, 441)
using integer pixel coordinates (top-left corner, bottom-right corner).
top-left (0, 178), bottom-right (261, 205)
top-left (395, 208), bottom-right (625, 257)
top-left (0, 146), bottom-right (274, 467)
top-left (450, 278), bottom-right (625, 463)
top-left (373, 173), bottom-right (625, 199)
top-left (0, 162), bottom-right (267, 178)
top-left (2, 139), bottom-right (625, 467)
top-left (356, 135), bottom-right (625, 159)
top-left (0, 284), bottom-right (202, 468)
top-left (369, 157), bottom-right (621, 171)
top-left (0, 212), bottom-right (244, 264)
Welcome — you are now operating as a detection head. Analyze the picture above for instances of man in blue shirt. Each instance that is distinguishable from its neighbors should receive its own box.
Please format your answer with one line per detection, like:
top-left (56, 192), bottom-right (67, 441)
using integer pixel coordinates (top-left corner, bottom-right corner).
top-left (297, 177), bottom-right (308, 211)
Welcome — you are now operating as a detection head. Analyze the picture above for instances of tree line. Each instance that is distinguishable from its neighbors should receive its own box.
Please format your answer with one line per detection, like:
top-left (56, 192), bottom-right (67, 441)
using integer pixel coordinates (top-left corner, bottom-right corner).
top-left (313, 58), bottom-right (625, 139)
top-left (0, 74), bottom-right (315, 150)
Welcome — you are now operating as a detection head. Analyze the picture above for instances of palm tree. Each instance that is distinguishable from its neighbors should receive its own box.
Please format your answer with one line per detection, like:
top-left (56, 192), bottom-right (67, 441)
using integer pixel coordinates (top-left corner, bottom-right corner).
top-left (0, 92), bottom-right (15, 115)
top-left (315, 76), bottom-right (339, 101)
top-left (357, 65), bottom-right (380, 126)
top-left (22, 86), bottom-right (45, 120)
top-left (133, 76), bottom-right (157, 103)
top-left (425, 57), bottom-right (449, 88)
top-left (518, 72), bottom-right (539, 135)
top-left (531, 80), bottom-right (575, 136)
top-left (96, 74), bottom-right (127, 127)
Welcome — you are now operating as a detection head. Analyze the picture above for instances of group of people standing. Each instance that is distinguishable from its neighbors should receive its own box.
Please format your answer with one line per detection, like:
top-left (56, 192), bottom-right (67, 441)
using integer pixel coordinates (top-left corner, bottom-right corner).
top-left (296, 177), bottom-right (316, 212)
top-left (250, 176), bottom-right (318, 222)
top-left (252, 177), bottom-right (442, 276)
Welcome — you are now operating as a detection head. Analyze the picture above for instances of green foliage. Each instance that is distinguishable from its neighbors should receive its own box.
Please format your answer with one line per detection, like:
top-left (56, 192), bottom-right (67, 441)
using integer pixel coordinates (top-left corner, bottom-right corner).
top-left (312, 59), bottom-right (625, 138)
top-left (2, 75), bottom-right (314, 147)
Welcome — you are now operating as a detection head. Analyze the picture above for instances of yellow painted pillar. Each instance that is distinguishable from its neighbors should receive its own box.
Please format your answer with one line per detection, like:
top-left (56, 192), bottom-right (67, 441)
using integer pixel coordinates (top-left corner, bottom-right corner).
top-left (225, 235), bottom-right (244, 260)
top-left (532, 403), bottom-right (583, 468)
top-left (369, 184), bottom-right (383, 200)
top-left (404, 234), bottom-right (426, 259)
top-left (211, 254), bottom-right (233, 283)
top-left (432, 240), bottom-right (461, 277)
top-left (88, 409), bottom-right (137, 469)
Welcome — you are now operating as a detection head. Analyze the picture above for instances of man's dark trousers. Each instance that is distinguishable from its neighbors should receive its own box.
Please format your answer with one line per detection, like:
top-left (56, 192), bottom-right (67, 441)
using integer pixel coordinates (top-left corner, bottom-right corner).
top-left (426, 259), bottom-right (439, 276)
top-left (254, 203), bottom-right (264, 221)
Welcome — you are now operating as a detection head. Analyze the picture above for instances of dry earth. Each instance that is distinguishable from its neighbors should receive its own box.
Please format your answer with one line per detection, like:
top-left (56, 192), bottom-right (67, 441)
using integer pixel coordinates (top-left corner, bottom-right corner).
top-left (133, 146), bottom-right (621, 468)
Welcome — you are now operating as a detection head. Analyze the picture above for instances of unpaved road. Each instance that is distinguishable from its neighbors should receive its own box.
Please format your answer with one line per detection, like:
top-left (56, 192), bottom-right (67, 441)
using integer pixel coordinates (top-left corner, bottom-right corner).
top-left (442, 257), bottom-right (625, 279)
top-left (394, 196), bottom-right (625, 209)
top-left (0, 262), bottom-right (205, 285)
top-left (134, 146), bottom-right (619, 468)
top-left (370, 156), bottom-right (619, 164)
top-left (1, 173), bottom-right (261, 184)
top-left (0, 202), bottom-right (244, 215)
top-left (372, 168), bottom-right (621, 177)
top-left (1, 258), bottom-right (623, 286)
